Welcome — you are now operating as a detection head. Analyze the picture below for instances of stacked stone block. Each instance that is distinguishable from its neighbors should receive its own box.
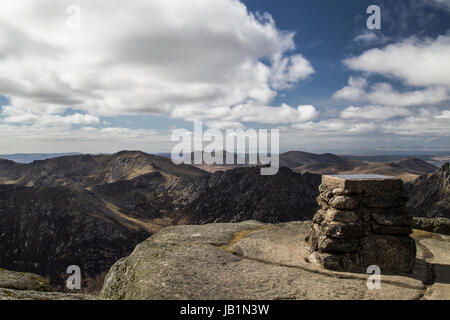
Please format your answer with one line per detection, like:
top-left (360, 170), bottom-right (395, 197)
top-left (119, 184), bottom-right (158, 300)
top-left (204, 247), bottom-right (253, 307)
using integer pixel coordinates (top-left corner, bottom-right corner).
top-left (307, 174), bottom-right (416, 274)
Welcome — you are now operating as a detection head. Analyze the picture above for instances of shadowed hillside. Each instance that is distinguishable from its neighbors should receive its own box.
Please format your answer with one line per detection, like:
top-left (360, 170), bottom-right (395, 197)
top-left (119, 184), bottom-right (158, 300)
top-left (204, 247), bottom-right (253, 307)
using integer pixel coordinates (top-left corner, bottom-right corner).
top-left (406, 163), bottom-right (450, 218)
top-left (177, 166), bottom-right (321, 224)
top-left (0, 184), bottom-right (150, 287)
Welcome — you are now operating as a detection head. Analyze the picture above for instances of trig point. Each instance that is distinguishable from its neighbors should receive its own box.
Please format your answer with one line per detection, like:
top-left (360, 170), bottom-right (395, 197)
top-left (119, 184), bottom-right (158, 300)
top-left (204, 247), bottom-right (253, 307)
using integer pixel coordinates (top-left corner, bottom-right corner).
top-left (307, 174), bottom-right (416, 274)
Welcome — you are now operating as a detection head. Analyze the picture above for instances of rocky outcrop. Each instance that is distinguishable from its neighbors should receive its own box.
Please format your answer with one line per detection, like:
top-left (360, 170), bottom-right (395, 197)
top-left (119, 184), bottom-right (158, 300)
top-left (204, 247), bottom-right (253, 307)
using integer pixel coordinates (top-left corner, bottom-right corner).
top-left (412, 229), bottom-right (450, 300)
top-left (100, 221), bottom-right (433, 300)
top-left (406, 163), bottom-right (450, 218)
top-left (0, 288), bottom-right (98, 300)
top-left (0, 268), bottom-right (97, 300)
top-left (307, 175), bottom-right (416, 274)
top-left (0, 268), bottom-right (52, 292)
top-left (413, 217), bottom-right (450, 235)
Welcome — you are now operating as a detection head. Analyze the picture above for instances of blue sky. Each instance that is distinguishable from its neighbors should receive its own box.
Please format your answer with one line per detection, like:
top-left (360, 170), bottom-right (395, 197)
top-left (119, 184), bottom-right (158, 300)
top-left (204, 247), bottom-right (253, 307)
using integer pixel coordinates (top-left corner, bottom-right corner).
top-left (243, 0), bottom-right (450, 108)
top-left (0, 0), bottom-right (449, 153)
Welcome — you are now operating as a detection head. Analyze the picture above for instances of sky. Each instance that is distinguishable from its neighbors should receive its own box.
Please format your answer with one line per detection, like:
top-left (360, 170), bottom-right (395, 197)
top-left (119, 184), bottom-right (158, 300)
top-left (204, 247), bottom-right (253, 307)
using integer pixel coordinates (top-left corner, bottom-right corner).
top-left (0, 0), bottom-right (449, 154)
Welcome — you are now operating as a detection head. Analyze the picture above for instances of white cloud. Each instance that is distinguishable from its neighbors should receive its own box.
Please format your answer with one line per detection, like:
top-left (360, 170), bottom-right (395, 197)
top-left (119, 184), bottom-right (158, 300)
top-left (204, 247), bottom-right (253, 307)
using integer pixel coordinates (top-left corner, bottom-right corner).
top-left (332, 34), bottom-right (450, 142)
top-left (292, 107), bottom-right (450, 137)
top-left (226, 103), bottom-right (319, 124)
top-left (333, 77), bottom-right (367, 101)
top-left (331, 33), bottom-right (450, 145)
top-left (340, 105), bottom-right (411, 120)
top-left (270, 54), bottom-right (315, 89)
top-left (0, 123), bottom-right (162, 153)
top-left (353, 31), bottom-right (390, 45)
top-left (436, 110), bottom-right (450, 119)
top-left (344, 35), bottom-right (450, 88)
top-left (0, 0), bottom-right (314, 126)
top-left (431, 0), bottom-right (450, 10)
top-left (366, 83), bottom-right (448, 107)
top-left (334, 79), bottom-right (449, 107)
top-left (354, 32), bottom-right (378, 43)
top-left (1, 106), bottom-right (100, 125)
top-left (205, 121), bottom-right (244, 130)
top-left (169, 103), bottom-right (319, 124)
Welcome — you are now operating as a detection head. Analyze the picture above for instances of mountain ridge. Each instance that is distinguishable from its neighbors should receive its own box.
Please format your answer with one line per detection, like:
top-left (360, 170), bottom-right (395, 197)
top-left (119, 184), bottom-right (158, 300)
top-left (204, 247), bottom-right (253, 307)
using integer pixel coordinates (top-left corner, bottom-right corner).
top-left (0, 150), bottom-right (207, 187)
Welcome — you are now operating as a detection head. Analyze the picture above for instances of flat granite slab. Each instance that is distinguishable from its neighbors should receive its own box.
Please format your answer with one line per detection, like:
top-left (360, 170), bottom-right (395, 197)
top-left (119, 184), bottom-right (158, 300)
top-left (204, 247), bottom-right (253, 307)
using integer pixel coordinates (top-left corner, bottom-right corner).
top-left (412, 230), bottom-right (450, 300)
top-left (99, 221), bottom-right (445, 300)
top-left (327, 174), bottom-right (397, 180)
top-left (321, 174), bottom-right (404, 194)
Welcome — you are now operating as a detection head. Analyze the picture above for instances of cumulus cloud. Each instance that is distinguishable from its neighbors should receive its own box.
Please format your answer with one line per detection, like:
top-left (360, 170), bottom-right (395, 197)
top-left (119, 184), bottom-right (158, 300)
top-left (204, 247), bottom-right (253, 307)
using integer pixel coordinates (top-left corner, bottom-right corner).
top-left (344, 35), bottom-right (450, 88)
top-left (0, 123), bottom-right (162, 153)
top-left (340, 106), bottom-right (411, 120)
top-left (354, 32), bottom-right (378, 43)
top-left (334, 78), bottom-right (449, 107)
top-left (284, 26), bottom-right (450, 149)
top-left (322, 34), bottom-right (450, 146)
top-left (333, 77), bottom-right (367, 101)
top-left (225, 103), bottom-right (319, 124)
top-left (292, 108), bottom-right (450, 137)
top-left (205, 121), bottom-right (245, 130)
top-left (353, 31), bottom-right (391, 46)
top-left (431, 0), bottom-right (450, 10)
top-left (0, 0), bottom-right (315, 127)
top-left (168, 103), bottom-right (319, 125)
top-left (436, 110), bottom-right (450, 119)
top-left (333, 34), bottom-right (450, 136)
top-left (1, 106), bottom-right (100, 125)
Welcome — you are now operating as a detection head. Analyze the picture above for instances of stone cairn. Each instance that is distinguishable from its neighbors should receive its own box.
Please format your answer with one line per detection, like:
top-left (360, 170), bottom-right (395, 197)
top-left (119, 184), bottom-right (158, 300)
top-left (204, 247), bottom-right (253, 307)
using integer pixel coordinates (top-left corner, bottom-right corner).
top-left (307, 174), bottom-right (416, 274)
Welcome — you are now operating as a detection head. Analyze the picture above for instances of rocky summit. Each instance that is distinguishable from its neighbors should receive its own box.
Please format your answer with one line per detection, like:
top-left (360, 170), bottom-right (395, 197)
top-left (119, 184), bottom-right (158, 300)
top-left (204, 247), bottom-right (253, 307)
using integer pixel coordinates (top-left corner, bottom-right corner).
top-left (0, 152), bottom-right (448, 298)
top-left (100, 220), bottom-right (450, 300)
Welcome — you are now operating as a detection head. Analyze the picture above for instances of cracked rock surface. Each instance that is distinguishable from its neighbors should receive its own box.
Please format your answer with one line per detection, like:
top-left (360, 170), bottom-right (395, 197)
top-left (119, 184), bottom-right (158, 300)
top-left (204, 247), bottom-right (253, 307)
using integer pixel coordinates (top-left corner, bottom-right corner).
top-left (101, 221), bottom-right (449, 300)
top-left (413, 230), bottom-right (450, 300)
top-left (0, 268), bottom-right (97, 300)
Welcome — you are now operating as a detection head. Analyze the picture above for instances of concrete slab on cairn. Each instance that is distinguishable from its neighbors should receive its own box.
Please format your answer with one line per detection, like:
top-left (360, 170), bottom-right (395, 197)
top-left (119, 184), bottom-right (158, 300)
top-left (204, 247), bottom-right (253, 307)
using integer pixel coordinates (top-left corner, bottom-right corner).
top-left (307, 174), bottom-right (416, 274)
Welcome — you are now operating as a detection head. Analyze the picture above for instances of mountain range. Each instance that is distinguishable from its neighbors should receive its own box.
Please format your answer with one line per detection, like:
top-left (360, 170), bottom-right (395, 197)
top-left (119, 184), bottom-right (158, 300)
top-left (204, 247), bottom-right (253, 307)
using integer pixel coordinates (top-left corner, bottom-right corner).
top-left (0, 150), bottom-right (447, 290)
top-left (194, 151), bottom-right (438, 181)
